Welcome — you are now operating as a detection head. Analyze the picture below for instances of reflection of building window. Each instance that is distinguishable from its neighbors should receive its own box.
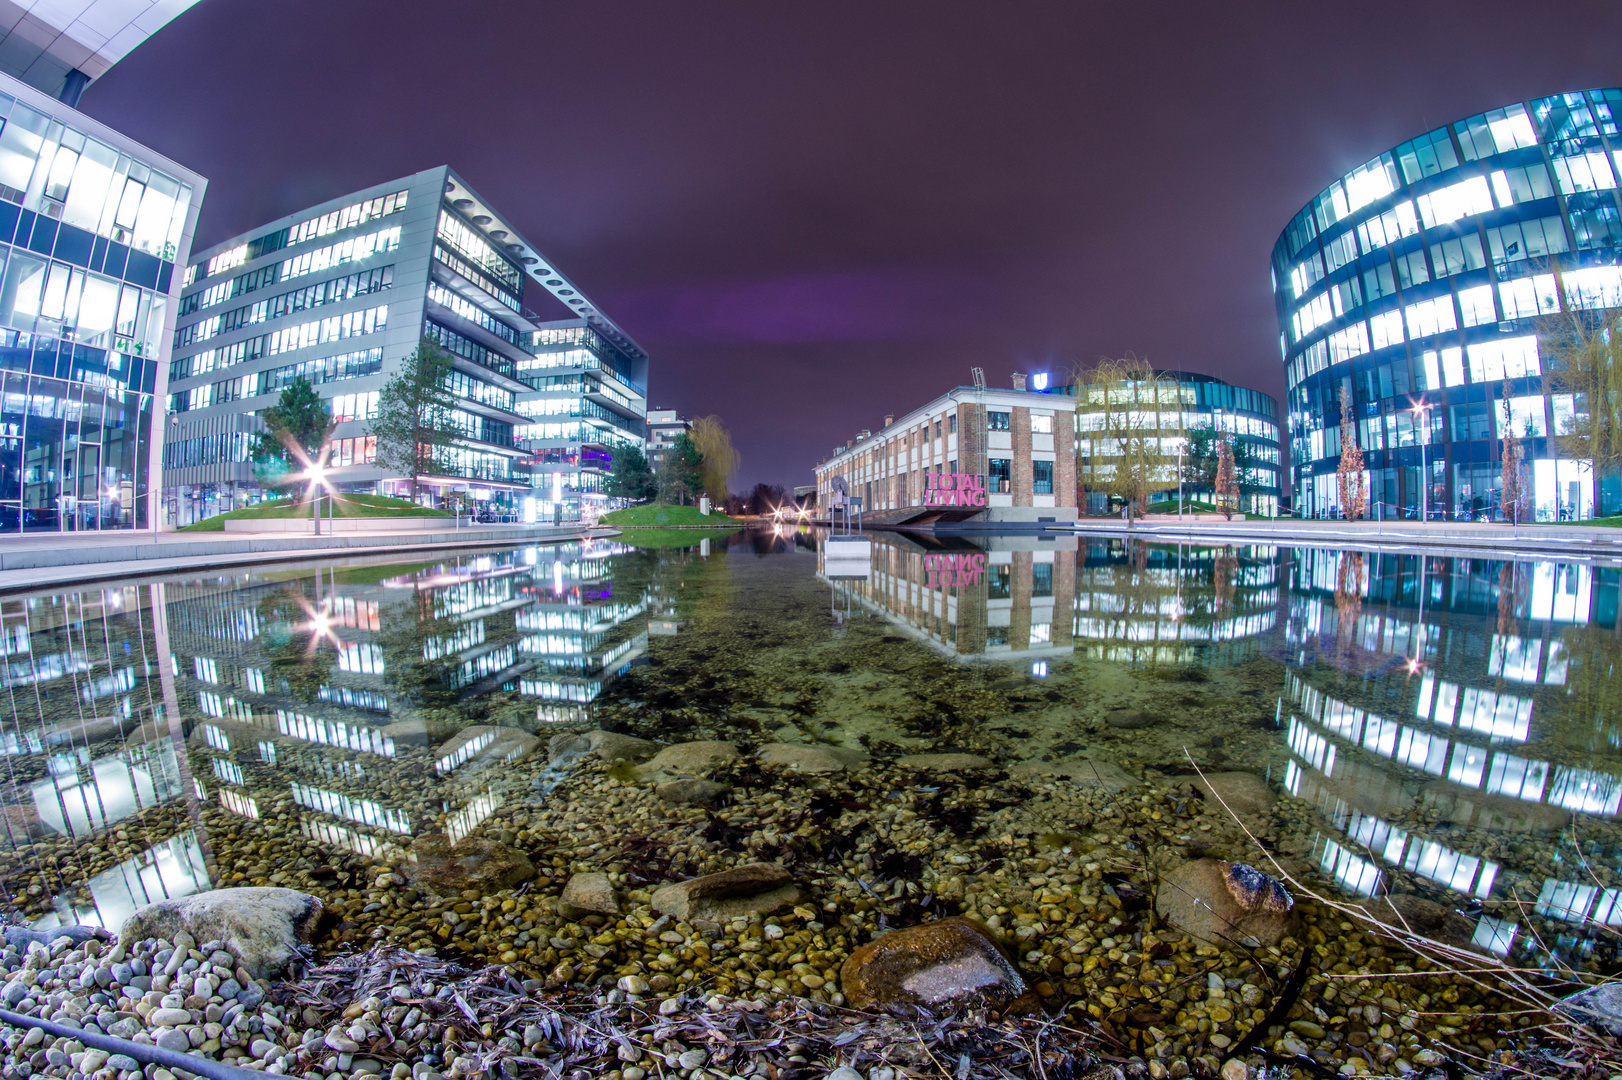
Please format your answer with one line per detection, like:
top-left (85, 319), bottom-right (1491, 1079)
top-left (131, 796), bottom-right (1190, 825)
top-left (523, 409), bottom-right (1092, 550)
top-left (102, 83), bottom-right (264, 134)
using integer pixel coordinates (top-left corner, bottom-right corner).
top-left (986, 627), bottom-right (1010, 646)
top-left (989, 458), bottom-right (1011, 492)
top-left (1033, 460), bottom-right (1054, 494)
top-left (1032, 563), bottom-right (1054, 597)
top-left (989, 565), bottom-right (1012, 599)
top-left (988, 411), bottom-right (1010, 431)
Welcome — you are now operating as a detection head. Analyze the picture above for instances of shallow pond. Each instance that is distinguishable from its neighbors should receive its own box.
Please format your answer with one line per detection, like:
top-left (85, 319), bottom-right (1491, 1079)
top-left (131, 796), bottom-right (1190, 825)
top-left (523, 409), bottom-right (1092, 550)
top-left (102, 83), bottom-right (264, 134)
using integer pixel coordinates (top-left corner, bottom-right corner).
top-left (1, 527), bottom-right (1619, 1067)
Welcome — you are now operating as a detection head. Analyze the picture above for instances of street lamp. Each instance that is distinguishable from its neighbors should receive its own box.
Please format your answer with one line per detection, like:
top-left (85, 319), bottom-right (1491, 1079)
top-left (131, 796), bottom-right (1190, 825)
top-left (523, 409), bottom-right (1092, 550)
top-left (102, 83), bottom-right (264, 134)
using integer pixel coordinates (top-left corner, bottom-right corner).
top-left (308, 464), bottom-right (327, 536)
top-left (1411, 401), bottom-right (1431, 523)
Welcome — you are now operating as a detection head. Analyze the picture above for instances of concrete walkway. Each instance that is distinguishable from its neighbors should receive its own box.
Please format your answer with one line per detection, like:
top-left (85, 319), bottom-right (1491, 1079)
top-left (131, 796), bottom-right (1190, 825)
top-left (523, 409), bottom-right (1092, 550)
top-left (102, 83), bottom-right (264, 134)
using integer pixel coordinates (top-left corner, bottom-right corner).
top-left (1070, 517), bottom-right (1622, 559)
top-left (0, 523), bottom-right (616, 593)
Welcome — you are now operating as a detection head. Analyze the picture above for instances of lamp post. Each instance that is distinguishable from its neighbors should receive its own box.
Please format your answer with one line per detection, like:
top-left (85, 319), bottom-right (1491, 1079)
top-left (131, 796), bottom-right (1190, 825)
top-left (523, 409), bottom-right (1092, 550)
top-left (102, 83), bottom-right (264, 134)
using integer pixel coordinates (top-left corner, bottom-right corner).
top-left (1412, 401), bottom-right (1431, 523)
top-left (308, 464), bottom-right (326, 536)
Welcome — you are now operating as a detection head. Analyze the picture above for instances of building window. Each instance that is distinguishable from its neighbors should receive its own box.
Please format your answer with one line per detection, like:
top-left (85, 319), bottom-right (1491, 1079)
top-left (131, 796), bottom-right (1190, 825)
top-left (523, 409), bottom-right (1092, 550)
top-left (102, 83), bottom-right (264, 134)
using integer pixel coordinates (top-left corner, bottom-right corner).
top-left (1030, 414), bottom-right (1053, 434)
top-left (949, 414), bottom-right (957, 433)
top-left (1032, 460), bottom-right (1054, 494)
top-left (988, 411), bottom-right (1011, 431)
top-left (989, 458), bottom-right (1012, 492)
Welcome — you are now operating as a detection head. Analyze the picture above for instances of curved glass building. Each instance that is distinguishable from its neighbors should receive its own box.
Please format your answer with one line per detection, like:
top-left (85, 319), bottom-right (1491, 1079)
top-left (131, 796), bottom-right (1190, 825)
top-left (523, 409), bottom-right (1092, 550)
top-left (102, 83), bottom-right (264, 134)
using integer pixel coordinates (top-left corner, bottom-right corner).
top-left (1273, 89), bottom-right (1622, 521)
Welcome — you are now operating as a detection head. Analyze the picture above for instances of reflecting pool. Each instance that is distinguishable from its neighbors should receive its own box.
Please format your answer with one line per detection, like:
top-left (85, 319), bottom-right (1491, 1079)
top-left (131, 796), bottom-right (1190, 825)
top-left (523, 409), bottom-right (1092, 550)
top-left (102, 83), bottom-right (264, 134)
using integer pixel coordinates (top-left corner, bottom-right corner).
top-left (1, 528), bottom-right (1620, 1045)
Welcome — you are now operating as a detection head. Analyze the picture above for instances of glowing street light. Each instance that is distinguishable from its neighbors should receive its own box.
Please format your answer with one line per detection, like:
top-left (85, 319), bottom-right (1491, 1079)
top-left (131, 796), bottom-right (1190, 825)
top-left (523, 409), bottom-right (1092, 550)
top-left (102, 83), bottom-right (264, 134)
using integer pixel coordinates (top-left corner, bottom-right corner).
top-left (307, 462), bottom-right (328, 536)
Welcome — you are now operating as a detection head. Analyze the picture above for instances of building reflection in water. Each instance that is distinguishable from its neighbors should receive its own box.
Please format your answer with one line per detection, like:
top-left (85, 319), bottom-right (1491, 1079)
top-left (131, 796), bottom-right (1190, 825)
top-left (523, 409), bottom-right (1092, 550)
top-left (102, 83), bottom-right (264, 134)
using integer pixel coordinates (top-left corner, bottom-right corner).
top-left (0, 539), bottom-right (672, 933)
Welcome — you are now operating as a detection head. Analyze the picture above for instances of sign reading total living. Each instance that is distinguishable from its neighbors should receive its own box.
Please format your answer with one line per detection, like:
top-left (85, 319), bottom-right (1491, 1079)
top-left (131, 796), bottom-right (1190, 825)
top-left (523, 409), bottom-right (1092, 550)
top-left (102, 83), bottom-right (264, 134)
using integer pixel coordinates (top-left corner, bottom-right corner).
top-left (924, 552), bottom-right (986, 589)
top-left (923, 473), bottom-right (987, 507)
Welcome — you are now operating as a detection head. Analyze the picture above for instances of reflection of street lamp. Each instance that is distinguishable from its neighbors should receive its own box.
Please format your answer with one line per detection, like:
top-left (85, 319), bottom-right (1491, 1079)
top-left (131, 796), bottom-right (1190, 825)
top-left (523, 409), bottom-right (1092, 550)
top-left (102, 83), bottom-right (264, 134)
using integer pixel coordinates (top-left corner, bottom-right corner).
top-left (1412, 401), bottom-right (1431, 523)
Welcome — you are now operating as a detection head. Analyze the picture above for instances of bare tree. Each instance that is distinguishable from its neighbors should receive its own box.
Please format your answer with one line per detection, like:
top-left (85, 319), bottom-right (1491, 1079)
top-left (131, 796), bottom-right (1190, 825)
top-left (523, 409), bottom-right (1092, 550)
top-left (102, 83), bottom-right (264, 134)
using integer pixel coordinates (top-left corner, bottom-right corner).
top-left (1337, 384), bottom-right (1367, 521)
top-left (1501, 388), bottom-right (1531, 524)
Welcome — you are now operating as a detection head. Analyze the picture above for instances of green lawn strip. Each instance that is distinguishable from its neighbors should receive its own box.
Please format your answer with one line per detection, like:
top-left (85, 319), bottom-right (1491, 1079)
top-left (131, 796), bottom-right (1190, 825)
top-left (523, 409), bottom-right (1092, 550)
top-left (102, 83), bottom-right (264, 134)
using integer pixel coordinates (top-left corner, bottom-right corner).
top-left (177, 494), bottom-right (451, 531)
top-left (600, 504), bottom-right (740, 527)
top-left (612, 527), bottom-right (741, 549)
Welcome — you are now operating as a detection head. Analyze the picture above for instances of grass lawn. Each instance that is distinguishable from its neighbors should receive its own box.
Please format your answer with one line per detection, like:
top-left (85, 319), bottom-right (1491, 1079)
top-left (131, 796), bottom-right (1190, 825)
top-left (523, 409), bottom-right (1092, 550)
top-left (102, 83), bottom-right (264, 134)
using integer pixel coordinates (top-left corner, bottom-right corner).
top-left (1563, 516), bottom-right (1622, 527)
top-left (178, 494), bottom-right (451, 531)
top-left (600, 504), bottom-right (739, 527)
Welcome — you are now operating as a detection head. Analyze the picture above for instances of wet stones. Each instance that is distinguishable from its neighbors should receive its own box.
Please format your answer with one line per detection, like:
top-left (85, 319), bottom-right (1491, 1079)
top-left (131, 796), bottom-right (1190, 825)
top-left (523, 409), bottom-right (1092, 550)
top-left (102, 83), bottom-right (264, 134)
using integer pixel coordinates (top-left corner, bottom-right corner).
top-left (839, 916), bottom-right (1030, 1012)
top-left (656, 779), bottom-right (729, 805)
top-left (549, 729), bottom-right (658, 765)
top-left (1191, 772), bottom-right (1276, 822)
top-left (118, 886), bottom-right (322, 979)
top-left (1351, 892), bottom-right (1477, 951)
top-left (636, 740), bottom-right (739, 782)
top-left (895, 753), bottom-right (993, 772)
top-left (1012, 756), bottom-right (1137, 792)
top-left (757, 743), bottom-right (869, 773)
top-left (559, 872), bottom-right (619, 920)
top-left (404, 834), bottom-right (535, 898)
top-left (1155, 859), bottom-right (1295, 948)
top-left (651, 863), bottom-right (801, 921)
top-left (380, 718), bottom-right (462, 747)
top-left (1558, 982), bottom-right (1622, 1034)
top-left (434, 725), bottom-right (540, 772)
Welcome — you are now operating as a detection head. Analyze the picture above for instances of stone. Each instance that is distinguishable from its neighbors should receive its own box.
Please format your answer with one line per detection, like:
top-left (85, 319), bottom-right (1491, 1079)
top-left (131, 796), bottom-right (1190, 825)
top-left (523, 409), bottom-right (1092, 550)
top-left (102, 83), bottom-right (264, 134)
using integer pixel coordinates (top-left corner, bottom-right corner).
top-left (379, 718), bottom-right (462, 748)
top-left (1155, 860), bottom-right (1295, 948)
top-left (651, 863), bottom-right (802, 921)
top-left (118, 888), bottom-right (322, 980)
top-left (559, 872), bottom-right (619, 920)
top-left (1011, 756), bottom-right (1137, 792)
top-left (154, 1029), bottom-right (192, 1053)
top-left (0, 802), bottom-right (50, 844)
top-left (1191, 772), bottom-right (1276, 821)
top-left (107, 1055), bottom-right (139, 1072)
top-left (825, 1069), bottom-right (864, 1080)
top-left (403, 834), bottom-right (534, 897)
top-left (1557, 983), bottom-right (1622, 1034)
top-left (148, 1007), bottom-right (193, 1026)
top-left (549, 730), bottom-right (658, 765)
top-left (895, 753), bottom-right (993, 772)
top-left (1351, 893), bottom-right (1477, 951)
top-left (433, 725), bottom-right (540, 773)
top-left (655, 779), bottom-right (729, 805)
top-left (250, 1038), bottom-right (280, 1059)
top-left (617, 975), bottom-right (650, 994)
top-left (1105, 709), bottom-right (1152, 729)
top-left (840, 916), bottom-right (1032, 1013)
top-left (1220, 1059), bottom-right (1248, 1080)
top-left (757, 743), bottom-right (870, 772)
top-left (325, 1031), bottom-right (361, 1053)
top-left (635, 740), bottom-right (739, 781)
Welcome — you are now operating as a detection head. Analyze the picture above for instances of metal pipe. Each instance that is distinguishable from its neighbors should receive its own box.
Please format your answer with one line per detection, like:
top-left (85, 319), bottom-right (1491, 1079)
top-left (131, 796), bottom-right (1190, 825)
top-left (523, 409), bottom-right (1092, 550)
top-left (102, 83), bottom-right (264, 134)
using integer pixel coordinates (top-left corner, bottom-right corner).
top-left (0, 1006), bottom-right (270, 1079)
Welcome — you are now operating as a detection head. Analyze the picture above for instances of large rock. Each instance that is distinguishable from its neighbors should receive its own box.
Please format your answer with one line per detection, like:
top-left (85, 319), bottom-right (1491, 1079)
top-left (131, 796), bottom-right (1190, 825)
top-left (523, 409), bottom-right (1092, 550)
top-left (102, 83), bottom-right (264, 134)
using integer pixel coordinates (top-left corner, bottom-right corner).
top-left (404, 834), bottom-right (534, 897)
top-left (1192, 772), bottom-right (1276, 822)
top-left (1558, 983), bottom-right (1622, 1035)
top-left (434, 726), bottom-right (540, 773)
top-left (1104, 709), bottom-right (1152, 729)
top-left (549, 730), bottom-right (658, 765)
top-left (896, 753), bottom-right (993, 772)
top-left (757, 743), bottom-right (869, 773)
top-left (1351, 893), bottom-right (1478, 951)
top-left (558, 872), bottom-right (619, 920)
top-left (1155, 860), bottom-right (1295, 948)
top-left (636, 741), bottom-right (739, 781)
top-left (840, 917), bottom-right (1032, 1013)
top-left (118, 888), bottom-right (322, 979)
top-left (1011, 756), bottom-right (1137, 792)
top-left (0, 802), bottom-right (49, 845)
top-left (381, 717), bottom-right (462, 747)
top-left (651, 863), bottom-right (801, 922)
top-left (656, 779), bottom-right (729, 805)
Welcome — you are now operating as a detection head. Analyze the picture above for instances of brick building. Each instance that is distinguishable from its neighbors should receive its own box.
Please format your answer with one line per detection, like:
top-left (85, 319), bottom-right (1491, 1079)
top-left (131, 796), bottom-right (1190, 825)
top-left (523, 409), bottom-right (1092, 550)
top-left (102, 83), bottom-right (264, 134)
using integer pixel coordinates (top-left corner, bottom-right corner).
top-left (813, 374), bottom-right (1078, 527)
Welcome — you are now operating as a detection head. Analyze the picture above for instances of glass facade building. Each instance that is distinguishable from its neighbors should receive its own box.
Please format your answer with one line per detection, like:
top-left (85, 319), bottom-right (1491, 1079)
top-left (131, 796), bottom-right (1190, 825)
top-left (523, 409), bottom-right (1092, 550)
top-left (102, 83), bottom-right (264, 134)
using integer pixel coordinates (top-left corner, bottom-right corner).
top-left (165, 167), bottom-right (646, 523)
top-left (0, 69), bottom-right (200, 531)
top-left (1274, 89), bottom-right (1622, 521)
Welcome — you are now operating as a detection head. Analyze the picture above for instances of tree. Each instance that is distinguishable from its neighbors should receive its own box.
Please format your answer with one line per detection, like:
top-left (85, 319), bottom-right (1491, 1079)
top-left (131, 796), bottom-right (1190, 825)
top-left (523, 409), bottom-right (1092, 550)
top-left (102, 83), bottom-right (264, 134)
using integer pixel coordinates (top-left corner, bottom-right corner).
top-left (372, 339), bottom-right (460, 499)
top-left (1215, 435), bottom-right (1238, 520)
top-left (748, 482), bottom-right (787, 515)
top-left (606, 444), bottom-right (657, 501)
top-left (1180, 424), bottom-right (1222, 494)
top-left (1501, 388), bottom-right (1532, 524)
top-left (689, 415), bottom-right (740, 506)
top-left (251, 378), bottom-right (334, 494)
top-left (1546, 310), bottom-right (1622, 506)
top-left (1336, 384), bottom-right (1367, 520)
top-left (1072, 356), bottom-right (1180, 518)
top-left (659, 433), bottom-right (704, 505)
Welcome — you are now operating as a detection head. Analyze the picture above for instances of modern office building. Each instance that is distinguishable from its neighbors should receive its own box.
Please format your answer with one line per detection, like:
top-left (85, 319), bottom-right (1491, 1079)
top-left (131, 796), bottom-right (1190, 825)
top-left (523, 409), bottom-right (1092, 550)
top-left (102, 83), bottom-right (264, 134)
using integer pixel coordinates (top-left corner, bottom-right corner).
top-left (813, 373), bottom-right (1079, 527)
top-left (1071, 369), bottom-right (1284, 516)
top-left (645, 407), bottom-right (690, 471)
top-left (0, 1), bottom-right (204, 104)
top-left (164, 167), bottom-right (647, 523)
top-left (1274, 89), bottom-right (1622, 520)
top-left (0, 68), bottom-right (201, 532)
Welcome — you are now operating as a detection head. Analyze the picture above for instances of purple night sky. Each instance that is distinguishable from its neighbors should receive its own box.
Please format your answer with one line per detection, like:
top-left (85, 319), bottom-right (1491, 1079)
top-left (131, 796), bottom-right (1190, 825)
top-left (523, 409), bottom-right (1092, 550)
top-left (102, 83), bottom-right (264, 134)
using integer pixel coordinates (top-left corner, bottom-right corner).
top-left (78, 0), bottom-right (1622, 489)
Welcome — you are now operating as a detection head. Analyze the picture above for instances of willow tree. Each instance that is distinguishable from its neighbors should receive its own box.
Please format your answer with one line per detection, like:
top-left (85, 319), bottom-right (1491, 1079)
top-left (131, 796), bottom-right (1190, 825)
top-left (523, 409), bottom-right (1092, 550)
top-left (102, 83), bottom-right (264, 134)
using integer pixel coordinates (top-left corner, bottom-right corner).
top-left (689, 415), bottom-right (740, 506)
top-left (1072, 356), bottom-right (1181, 518)
top-left (1546, 311), bottom-right (1622, 509)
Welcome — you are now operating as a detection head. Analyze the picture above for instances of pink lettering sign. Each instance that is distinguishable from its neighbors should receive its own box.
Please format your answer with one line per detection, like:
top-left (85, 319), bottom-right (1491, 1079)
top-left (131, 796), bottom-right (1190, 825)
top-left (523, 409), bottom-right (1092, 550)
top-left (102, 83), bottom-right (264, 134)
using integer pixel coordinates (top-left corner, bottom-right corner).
top-left (923, 552), bottom-right (987, 589)
top-left (922, 473), bottom-right (987, 508)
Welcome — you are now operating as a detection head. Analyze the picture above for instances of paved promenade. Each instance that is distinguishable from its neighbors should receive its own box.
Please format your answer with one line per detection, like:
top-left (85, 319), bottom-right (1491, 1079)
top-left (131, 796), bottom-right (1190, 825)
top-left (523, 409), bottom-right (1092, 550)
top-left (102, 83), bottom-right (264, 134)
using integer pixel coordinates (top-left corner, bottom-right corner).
top-left (0, 523), bottom-right (614, 593)
top-left (1071, 517), bottom-right (1622, 559)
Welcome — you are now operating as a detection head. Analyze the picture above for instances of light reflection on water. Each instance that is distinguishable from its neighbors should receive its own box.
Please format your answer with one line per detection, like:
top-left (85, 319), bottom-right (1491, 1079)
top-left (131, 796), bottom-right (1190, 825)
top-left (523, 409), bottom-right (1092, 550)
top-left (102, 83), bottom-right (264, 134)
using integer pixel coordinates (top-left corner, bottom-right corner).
top-left (0, 528), bottom-right (1618, 977)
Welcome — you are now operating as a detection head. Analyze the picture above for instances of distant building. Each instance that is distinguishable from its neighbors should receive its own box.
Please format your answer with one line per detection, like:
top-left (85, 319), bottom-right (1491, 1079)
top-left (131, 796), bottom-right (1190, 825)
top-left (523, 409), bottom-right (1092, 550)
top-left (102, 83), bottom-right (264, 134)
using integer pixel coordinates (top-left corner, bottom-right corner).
top-left (813, 372), bottom-right (1079, 527)
top-left (164, 166), bottom-right (647, 524)
top-left (0, 1), bottom-right (205, 104)
top-left (0, 68), bottom-right (203, 532)
top-left (645, 408), bottom-right (690, 471)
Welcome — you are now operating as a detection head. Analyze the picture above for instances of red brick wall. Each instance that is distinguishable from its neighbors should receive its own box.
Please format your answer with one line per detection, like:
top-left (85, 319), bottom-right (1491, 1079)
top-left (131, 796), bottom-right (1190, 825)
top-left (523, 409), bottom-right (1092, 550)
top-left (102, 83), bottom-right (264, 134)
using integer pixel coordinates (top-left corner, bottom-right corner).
top-left (1012, 407), bottom-right (1032, 506)
top-left (1054, 415), bottom-right (1076, 509)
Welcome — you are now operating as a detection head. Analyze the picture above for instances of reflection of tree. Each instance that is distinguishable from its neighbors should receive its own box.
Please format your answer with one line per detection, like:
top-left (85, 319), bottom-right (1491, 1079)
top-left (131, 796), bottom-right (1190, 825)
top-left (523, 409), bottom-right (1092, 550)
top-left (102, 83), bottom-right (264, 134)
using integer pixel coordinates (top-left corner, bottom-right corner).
top-left (1556, 624), bottom-right (1622, 749)
top-left (377, 588), bottom-right (461, 711)
top-left (1334, 552), bottom-right (1366, 663)
top-left (256, 587), bottom-right (333, 704)
top-left (1214, 546), bottom-right (1237, 616)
